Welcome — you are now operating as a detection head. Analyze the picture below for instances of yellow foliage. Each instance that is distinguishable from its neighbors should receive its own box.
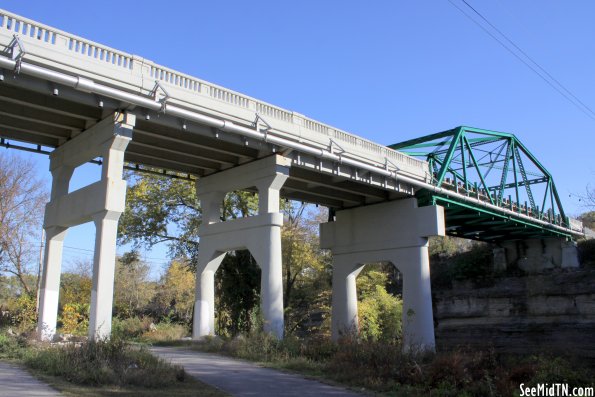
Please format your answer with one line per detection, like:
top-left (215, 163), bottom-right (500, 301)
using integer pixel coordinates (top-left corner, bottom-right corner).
top-left (156, 260), bottom-right (195, 322)
top-left (60, 303), bottom-right (89, 335)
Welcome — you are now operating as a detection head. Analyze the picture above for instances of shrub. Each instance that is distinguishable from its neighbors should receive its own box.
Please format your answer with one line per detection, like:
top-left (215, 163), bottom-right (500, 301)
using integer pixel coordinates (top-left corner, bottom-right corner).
top-left (140, 322), bottom-right (188, 342)
top-left (60, 303), bottom-right (89, 335)
top-left (112, 316), bottom-right (153, 340)
top-left (0, 329), bottom-right (30, 360)
top-left (9, 294), bottom-right (37, 332)
top-left (25, 337), bottom-right (186, 387)
top-left (358, 285), bottom-right (402, 343)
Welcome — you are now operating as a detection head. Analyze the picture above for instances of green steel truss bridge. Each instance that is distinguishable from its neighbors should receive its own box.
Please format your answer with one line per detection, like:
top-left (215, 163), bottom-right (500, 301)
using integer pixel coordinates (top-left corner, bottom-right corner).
top-left (390, 126), bottom-right (583, 242)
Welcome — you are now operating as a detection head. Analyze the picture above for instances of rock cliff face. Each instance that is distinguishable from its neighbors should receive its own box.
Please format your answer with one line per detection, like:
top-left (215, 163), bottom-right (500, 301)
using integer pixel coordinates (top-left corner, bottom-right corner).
top-left (432, 268), bottom-right (595, 358)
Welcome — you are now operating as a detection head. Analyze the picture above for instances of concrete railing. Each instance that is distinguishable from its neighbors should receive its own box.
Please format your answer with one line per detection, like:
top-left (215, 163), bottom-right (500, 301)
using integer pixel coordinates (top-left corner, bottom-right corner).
top-left (0, 9), bottom-right (427, 179)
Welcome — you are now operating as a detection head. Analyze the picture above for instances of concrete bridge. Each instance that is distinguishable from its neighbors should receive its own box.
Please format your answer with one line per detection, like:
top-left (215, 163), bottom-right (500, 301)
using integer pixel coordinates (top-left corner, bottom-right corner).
top-left (0, 9), bottom-right (583, 350)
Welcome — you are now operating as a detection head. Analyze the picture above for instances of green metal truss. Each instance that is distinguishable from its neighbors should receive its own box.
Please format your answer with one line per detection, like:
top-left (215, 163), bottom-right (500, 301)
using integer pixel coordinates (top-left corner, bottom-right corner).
top-left (390, 126), bottom-right (575, 242)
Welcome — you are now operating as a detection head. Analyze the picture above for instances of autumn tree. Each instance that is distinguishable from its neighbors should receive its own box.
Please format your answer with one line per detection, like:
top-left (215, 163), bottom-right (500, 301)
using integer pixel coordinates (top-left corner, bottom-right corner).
top-left (58, 259), bottom-right (92, 334)
top-left (151, 259), bottom-right (195, 323)
top-left (0, 153), bottom-right (47, 296)
top-left (281, 203), bottom-right (331, 334)
top-left (113, 251), bottom-right (155, 318)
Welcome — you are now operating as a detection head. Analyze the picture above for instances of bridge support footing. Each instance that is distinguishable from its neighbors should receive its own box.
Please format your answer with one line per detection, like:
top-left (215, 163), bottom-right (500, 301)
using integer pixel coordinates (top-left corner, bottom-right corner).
top-left (497, 238), bottom-right (580, 274)
top-left (37, 113), bottom-right (134, 341)
top-left (320, 198), bottom-right (445, 351)
top-left (192, 155), bottom-right (290, 340)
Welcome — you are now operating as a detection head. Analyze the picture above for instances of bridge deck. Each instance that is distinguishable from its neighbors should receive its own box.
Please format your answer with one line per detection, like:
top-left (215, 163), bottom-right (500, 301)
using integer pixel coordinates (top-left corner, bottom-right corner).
top-left (0, 9), bottom-right (582, 239)
top-left (0, 8), bottom-right (427, 209)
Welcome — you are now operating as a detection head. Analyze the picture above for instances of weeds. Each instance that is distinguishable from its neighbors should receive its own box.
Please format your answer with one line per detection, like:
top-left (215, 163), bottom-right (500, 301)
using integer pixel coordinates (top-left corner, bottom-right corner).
top-left (25, 337), bottom-right (186, 388)
top-left (185, 333), bottom-right (595, 397)
top-left (140, 322), bottom-right (188, 342)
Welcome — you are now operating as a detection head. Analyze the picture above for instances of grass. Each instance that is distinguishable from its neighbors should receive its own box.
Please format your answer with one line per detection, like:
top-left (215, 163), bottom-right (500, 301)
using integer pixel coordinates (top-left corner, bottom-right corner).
top-left (0, 328), bottom-right (226, 396)
top-left (30, 370), bottom-right (224, 397)
top-left (155, 333), bottom-right (595, 397)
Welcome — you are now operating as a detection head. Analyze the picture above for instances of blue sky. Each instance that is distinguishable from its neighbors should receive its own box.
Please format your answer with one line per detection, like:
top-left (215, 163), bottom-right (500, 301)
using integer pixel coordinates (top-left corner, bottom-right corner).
top-left (3, 1), bottom-right (594, 277)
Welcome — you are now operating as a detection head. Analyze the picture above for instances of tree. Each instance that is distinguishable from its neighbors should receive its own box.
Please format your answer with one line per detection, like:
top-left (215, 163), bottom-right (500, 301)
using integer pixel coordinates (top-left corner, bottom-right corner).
top-left (282, 203), bottom-right (331, 334)
top-left (118, 173), bottom-right (200, 263)
top-left (118, 172), bottom-right (259, 270)
top-left (59, 259), bottom-right (92, 334)
top-left (113, 251), bottom-right (155, 318)
top-left (152, 259), bottom-right (195, 323)
top-left (579, 211), bottom-right (595, 231)
top-left (358, 285), bottom-right (402, 342)
top-left (580, 184), bottom-right (595, 209)
top-left (0, 153), bottom-right (47, 296)
top-left (357, 264), bottom-right (403, 342)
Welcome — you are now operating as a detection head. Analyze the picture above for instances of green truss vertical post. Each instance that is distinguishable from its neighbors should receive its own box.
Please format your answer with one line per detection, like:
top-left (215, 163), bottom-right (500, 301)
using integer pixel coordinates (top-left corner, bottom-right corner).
top-left (510, 140), bottom-right (521, 210)
top-left (460, 137), bottom-right (470, 191)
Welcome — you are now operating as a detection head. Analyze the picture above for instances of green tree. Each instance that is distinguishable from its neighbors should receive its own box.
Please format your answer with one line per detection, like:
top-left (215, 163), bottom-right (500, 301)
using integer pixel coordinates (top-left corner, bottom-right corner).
top-left (118, 173), bottom-right (200, 264)
top-left (357, 264), bottom-right (403, 343)
top-left (215, 251), bottom-right (261, 335)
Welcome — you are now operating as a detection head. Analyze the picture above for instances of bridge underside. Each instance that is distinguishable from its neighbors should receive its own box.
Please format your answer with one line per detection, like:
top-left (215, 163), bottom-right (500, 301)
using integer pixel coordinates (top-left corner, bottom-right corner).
top-left (0, 71), bottom-right (411, 210)
top-left (421, 194), bottom-right (575, 242)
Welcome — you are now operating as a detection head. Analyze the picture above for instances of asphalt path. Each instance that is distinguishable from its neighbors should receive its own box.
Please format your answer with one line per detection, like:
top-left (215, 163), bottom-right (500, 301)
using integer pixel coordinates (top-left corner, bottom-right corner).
top-left (0, 362), bottom-right (61, 396)
top-left (151, 346), bottom-right (364, 397)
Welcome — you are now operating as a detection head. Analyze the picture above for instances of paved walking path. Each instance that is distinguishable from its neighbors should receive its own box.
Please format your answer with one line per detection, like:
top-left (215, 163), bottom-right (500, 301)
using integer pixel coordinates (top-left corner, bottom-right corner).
top-left (151, 346), bottom-right (363, 397)
top-left (0, 362), bottom-right (61, 396)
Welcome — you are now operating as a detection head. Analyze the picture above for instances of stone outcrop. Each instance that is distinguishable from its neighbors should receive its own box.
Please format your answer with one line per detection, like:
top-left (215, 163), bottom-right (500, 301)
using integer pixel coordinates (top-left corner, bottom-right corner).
top-left (433, 268), bottom-right (595, 358)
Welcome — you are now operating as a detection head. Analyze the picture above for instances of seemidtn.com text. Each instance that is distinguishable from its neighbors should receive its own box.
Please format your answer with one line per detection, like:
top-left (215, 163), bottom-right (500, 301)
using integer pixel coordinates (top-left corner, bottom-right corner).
top-left (520, 384), bottom-right (594, 397)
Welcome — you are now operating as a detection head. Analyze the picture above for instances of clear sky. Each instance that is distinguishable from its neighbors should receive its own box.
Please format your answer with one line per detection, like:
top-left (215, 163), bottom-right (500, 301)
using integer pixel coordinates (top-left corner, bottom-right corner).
top-left (2, 1), bottom-right (594, 276)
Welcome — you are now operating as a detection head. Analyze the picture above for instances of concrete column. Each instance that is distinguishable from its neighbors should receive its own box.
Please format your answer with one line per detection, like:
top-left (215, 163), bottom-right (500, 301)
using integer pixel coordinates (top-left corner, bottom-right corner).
top-left (37, 226), bottom-right (68, 341)
top-left (256, 174), bottom-right (285, 214)
top-left (331, 259), bottom-right (363, 341)
top-left (89, 212), bottom-right (120, 340)
top-left (192, 155), bottom-right (290, 339)
top-left (201, 191), bottom-right (225, 224)
top-left (320, 199), bottom-right (445, 352)
top-left (251, 225), bottom-right (284, 339)
top-left (399, 244), bottom-right (435, 351)
top-left (37, 163), bottom-right (73, 341)
top-left (36, 112), bottom-right (134, 341)
top-left (193, 249), bottom-right (226, 338)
